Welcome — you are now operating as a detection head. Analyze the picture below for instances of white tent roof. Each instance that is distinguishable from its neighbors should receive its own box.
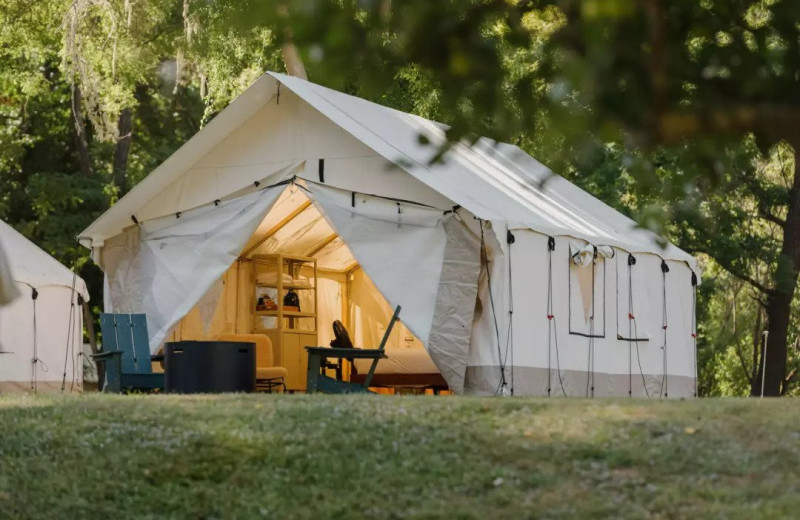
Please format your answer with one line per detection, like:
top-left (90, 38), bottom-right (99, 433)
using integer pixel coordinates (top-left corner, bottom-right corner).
top-left (79, 71), bottom-right (695, 269)
top-left (0, 220), bottom-right (89, 299)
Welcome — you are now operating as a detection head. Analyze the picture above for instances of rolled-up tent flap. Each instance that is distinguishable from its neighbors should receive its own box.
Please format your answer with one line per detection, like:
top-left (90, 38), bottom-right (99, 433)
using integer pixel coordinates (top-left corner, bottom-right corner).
top-left (101, 186), bottom-right (285, 352)
top-left (426, 215), bottom-right (482, 393)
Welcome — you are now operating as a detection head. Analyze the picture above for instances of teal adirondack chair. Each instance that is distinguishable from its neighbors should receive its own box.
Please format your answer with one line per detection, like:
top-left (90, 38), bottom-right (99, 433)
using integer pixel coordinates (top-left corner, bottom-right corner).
top-left (93, 313), bottom-right (165, 393)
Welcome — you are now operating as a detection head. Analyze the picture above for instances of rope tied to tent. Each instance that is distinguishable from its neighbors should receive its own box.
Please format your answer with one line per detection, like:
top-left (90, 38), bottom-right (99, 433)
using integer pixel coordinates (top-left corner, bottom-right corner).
top-left (506, 228), bottom-right (515, 395)
top-left (478, 220), bottom-right (508, 395)
top-left (61, 270), bottom-right (79, 393)
top-left (659, 259), bottom-right (670, 398)
top-left (691, 271), bottom-right (699, 397)
top-left (585, 248), bottom-right (597, 398)
top-left (626, 254), bottom-right (651, 399)
top-left (546, 236), bottom-right (566, 397)
top-left (29, 287), bottom-right (48, 393)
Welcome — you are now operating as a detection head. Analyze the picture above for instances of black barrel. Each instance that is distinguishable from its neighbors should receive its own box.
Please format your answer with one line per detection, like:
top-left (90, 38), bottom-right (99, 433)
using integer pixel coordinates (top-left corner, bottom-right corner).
top-left (164, 341), bottom-right (256, 393)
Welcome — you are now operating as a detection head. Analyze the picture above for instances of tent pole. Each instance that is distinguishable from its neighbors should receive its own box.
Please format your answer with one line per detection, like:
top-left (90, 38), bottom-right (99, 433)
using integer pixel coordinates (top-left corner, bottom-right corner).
top-left (761, 330), bottom-right (769, 398)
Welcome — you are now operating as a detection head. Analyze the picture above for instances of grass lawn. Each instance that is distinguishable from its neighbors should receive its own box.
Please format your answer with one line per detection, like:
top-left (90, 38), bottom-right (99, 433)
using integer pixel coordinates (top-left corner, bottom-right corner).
top-left (0, 395), bottom-right (798, 519)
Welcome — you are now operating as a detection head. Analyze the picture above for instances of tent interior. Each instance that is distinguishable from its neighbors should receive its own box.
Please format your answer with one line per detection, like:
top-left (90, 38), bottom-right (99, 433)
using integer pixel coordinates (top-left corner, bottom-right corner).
top-left (166, 184), bottom-right (446, 393)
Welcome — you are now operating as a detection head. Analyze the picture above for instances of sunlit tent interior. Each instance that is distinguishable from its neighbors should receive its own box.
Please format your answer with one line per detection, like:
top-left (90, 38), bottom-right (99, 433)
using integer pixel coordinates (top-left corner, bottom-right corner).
top-left (0, 219), bottom-right (88, 393)
top-left (79, 72), bottom-right (699, 396)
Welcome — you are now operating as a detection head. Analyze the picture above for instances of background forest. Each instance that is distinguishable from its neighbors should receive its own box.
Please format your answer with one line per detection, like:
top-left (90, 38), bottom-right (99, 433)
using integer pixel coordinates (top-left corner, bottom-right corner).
top-left (1, 0), bottom-right (798, 396)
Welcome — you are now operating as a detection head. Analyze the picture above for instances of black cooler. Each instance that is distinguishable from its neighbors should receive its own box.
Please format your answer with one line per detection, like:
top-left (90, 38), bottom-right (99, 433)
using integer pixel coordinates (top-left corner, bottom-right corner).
top-left (164, 340), bottom-right (256, 393)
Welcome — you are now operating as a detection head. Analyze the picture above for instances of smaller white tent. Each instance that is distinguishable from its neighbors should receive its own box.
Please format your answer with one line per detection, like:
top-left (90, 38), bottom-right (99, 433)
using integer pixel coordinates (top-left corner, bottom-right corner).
top-left (0, 220), bottom-right (88, 393)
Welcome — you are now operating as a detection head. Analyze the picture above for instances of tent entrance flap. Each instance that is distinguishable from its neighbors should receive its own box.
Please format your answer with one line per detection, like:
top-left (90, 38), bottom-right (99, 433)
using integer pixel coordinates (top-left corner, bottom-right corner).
top-left (101, 186), bottom-right (286, 353)
top-left (307, 182), bottom-right (449, 346)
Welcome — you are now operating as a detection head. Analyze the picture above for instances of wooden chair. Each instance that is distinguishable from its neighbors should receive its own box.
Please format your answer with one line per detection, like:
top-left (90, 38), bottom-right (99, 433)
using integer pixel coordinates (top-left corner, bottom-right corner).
top-left (93, 313), bottom-right (164, 393)
top-left (216, 333), bottom-right (288, 393)
top-left (305, 306), bottom-right (400, 394)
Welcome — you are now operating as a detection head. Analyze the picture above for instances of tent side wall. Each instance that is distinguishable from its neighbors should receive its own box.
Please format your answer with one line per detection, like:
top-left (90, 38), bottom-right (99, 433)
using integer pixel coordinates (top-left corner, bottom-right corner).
top-left (464, 229), bottom-right (696, 397)
top-left (0, 283), bottom-right (83, 393)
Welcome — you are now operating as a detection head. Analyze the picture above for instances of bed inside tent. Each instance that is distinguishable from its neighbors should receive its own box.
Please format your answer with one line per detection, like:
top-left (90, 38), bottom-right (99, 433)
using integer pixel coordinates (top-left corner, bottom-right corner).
top-left (164, 184), bottom-right (449, 393)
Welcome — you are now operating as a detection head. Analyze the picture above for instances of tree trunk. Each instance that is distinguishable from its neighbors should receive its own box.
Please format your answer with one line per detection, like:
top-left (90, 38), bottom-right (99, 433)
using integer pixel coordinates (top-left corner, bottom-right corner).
top-left (760, 147), bottom-right (800, 396)
top-left (112, 107), bottom-right (133, 195)
top-left (748, 309), bottom-right (762, 396)
top-left (71, 85), bottom-right (93, 177)
top-left (281, 42), bottom-right (307, 79)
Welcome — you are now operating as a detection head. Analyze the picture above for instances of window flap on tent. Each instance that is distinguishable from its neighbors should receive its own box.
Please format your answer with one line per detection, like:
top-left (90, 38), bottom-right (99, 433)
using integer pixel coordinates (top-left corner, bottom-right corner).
top-left (101, 185), bottom-right (285, 353)
top-left (307, 182), bottom-right (447, 344)
top-left (616, 252), bottom-right (656, 341)
top-left (568, 242), bottom-right (610, 337)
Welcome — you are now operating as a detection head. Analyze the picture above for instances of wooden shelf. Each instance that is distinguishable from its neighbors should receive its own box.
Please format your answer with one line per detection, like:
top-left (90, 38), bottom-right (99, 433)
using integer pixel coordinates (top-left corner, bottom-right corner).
top-left (255, 327), bottom-right (318, 335)
top-left (251, 253), bottom-right (318, 392)
top-left (252, 254), bottom-right (315, 263)
top-left (255, 310), bottom-right (315, 317)
top-left (255, 283), bottom-right (314, 290)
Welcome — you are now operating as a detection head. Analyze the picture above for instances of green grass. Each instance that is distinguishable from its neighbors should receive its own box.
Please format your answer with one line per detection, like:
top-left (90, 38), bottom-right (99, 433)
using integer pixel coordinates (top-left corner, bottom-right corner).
top-left (1, 395), bottom-right (799, 519)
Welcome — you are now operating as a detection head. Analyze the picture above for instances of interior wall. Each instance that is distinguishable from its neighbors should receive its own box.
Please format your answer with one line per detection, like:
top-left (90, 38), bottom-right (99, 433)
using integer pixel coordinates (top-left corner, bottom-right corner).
top-left (348, 267), bottom-right (424, 351)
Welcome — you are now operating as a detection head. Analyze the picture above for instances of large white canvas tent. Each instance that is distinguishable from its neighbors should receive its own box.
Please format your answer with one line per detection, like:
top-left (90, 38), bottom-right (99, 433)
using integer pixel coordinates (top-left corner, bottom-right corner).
top-left (79, 72), bottom-right (699, 397)
top-left (0, 220), bottom-right (88, 392)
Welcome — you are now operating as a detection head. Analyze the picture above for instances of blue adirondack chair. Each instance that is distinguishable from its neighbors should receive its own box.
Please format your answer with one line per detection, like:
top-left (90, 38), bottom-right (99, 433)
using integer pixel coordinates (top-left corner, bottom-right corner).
top-left (93, 313), bottom-right (165, 393)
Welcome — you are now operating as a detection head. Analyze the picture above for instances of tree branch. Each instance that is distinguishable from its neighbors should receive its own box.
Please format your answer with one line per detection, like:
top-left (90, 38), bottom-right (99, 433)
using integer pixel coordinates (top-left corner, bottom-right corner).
top-left (781, 368), bottom-right (797, 396)
top-left (712, 256), bottom-right (773, 295)
top-left (71, 85), bottom-right (93, 177)
top-left (657, 105), bottom-right (800, 147)
top-left (761, 210), bottom-right (787, 227)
